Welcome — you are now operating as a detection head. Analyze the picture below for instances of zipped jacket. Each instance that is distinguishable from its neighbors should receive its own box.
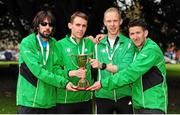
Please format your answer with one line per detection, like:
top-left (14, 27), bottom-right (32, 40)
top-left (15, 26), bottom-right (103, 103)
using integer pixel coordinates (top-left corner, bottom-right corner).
top-left (95, 34), bottom-right (135, 100)
top-left (56, 35), bottom-right (94, 103)
top-left (16, 33), bottom-right (69, 108)
top-left (102, 38), bottom-right (168, 113)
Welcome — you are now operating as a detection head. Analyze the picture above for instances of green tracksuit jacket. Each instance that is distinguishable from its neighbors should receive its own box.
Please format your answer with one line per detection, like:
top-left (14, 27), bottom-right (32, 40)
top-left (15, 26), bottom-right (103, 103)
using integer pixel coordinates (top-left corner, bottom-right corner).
top-left (95, 34), bottom-right (135, 101)
top-left (102, 38), bottom-right (168, 113)
top-left (16, 33), bottom-right (69, 108)
top-left (56, 35), bottom-right (94, 103)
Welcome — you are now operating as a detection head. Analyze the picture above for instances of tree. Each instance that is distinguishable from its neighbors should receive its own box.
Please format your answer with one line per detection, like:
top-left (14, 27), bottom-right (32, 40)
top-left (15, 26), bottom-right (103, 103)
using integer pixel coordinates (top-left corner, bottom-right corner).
top-left (0, 0), bottom-right (180, 51)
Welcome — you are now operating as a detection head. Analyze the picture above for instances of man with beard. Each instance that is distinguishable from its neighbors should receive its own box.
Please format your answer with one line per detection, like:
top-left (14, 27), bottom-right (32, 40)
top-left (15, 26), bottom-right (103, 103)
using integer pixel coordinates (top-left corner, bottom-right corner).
top-left (16, 10), bottom-right (77, 114)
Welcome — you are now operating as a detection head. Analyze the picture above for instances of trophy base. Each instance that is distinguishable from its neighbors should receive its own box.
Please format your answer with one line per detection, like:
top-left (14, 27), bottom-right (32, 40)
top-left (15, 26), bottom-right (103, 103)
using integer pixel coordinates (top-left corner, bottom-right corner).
top-left (76, 86), bottom-right (89, 90)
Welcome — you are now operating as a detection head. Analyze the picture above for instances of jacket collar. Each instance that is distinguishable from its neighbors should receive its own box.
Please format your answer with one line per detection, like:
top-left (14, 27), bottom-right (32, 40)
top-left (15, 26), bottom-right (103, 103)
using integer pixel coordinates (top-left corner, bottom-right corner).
top-left (100, 33), bottom-right (126, 46)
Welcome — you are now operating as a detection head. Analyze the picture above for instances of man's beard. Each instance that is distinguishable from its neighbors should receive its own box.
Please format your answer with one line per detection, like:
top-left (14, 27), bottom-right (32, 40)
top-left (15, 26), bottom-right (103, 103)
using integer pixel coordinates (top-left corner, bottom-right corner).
top-left (39, 31), bottom-right (51, 39)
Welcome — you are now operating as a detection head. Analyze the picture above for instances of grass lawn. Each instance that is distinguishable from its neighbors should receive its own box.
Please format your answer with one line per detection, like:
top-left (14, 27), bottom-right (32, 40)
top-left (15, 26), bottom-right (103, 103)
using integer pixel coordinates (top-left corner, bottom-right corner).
top-left (0, 62), bottom-right (180, 113)
top-left (0, 92), bottom-right (17, 113)
top-left (166, 64), bottom-right (180, 77)
top-left (0, 61), bottom-right (18, 68)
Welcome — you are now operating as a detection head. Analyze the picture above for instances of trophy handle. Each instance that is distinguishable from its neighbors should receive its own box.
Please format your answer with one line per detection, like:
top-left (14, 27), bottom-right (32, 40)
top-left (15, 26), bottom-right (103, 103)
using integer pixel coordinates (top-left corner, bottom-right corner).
top-left (70, 54), bottom-right (79, 68)
top-left (86, 53), bottom-right (93, 64)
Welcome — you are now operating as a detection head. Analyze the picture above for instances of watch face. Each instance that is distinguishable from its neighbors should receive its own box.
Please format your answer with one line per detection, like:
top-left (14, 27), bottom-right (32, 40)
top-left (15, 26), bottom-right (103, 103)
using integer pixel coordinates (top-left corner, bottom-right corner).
top-left (101, 63), bottom-right (106, 70)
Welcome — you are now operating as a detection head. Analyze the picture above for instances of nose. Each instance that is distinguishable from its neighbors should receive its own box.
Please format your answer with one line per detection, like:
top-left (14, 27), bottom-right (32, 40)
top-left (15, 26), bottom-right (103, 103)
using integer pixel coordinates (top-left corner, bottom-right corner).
top-left (130, 34), bottom-right (138, 40)
top-left (109, 21), bottom-right (115, 26)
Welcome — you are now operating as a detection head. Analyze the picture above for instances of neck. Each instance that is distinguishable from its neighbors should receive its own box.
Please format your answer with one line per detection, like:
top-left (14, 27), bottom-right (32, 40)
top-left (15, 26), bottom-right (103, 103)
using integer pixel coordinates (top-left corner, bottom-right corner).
top-left (38, 34), bottom-right (48, 42)
top-left (42, 38), bottom-right (48, 42)
top-left (108, 33), bottom-right (119, 39)
top-left (76, 38), bottom-right (81, 43)
top-left (71, 35), bottom-right (82, 43)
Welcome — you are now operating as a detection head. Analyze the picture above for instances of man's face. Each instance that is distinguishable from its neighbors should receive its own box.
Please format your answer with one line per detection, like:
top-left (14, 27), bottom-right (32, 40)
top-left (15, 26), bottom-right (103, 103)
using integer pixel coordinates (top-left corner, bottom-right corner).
top-left (104, 11), bottom-right (121, 37)
top-left (68, 16), bottom-right (87, 40)
top-left (129, 26), bottom-right (148, 49)
top-left (38, 18), bottom-right (53, 39)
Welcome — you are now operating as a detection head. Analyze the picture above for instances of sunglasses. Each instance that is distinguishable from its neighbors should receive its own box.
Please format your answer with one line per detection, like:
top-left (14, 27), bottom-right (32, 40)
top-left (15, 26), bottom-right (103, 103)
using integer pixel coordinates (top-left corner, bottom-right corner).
top-left (40, 22), bottom-right (53, 27)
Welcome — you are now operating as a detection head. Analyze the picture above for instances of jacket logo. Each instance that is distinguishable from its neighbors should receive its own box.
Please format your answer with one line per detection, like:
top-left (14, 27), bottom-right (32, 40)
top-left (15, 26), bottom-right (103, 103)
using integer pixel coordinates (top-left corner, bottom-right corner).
top-left (101, 49), bottom-right (106, 53)
top-left (85, 48), bottom-right (88, 52)
top-left (66, 48), bottom-right (71, 52)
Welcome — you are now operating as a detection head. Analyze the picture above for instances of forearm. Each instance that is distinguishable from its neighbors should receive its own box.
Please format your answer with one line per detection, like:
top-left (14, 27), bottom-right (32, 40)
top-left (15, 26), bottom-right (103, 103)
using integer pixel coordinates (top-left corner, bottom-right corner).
top-left (99, 63), bottom-right (118, 73)
top-left (105, 63), bottom-right (118, 73)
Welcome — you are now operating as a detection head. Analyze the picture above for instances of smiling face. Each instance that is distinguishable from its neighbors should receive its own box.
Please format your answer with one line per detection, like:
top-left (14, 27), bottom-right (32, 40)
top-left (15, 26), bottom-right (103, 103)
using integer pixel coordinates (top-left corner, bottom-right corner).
top-left (104, 11), bottom-right (122, 38)
top-left (37, 18), bottom-right (53, 40)
top-left (129, 26), bottom-right (148, 49)
top-left (68, 16), bottom-right (87, 41)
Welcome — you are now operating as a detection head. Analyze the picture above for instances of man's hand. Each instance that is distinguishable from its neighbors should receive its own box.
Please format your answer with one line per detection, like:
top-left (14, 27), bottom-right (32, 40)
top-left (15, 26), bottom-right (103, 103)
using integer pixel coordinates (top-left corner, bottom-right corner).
top-left (66, 82), bottom-right (78, 91)
top-left (86, 34), bottom-right (105, 44)
top-left (95, 34), bottom-right (105, 42)
top-left (68, 68), bottom-right (86, 79)
top-left (89, 58), bottom-right (101, 69)
top-left (86, 81), bottom-right (101, 91)
top-left (86, 35), bottom-right (99, 44)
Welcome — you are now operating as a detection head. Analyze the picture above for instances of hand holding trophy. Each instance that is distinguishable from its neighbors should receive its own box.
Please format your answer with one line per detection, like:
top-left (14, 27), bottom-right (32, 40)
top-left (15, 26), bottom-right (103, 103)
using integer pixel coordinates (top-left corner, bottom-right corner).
top-left (71, 54), bottom-right (92, 90)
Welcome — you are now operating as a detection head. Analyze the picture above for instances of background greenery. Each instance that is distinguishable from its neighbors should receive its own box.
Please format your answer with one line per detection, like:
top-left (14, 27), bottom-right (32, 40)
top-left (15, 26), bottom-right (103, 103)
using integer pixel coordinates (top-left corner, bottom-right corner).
top-left (0, 0), bottom-right (180, 51)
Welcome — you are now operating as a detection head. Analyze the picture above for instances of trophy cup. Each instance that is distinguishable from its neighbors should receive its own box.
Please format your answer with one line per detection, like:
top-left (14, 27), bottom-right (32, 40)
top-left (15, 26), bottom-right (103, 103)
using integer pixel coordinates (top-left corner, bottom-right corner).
top-left (71, 54), bottom-right (92, 90)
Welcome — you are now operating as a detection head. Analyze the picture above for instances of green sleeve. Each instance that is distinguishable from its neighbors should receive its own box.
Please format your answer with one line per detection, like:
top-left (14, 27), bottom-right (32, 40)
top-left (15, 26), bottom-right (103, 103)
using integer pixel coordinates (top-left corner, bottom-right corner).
top-left (54, 42), bottom-right (70, 78)
top-left (20, 40), bottom-right (69, 88)
top-left (102, 47), bottom-right (159, 90)
top-left (117, 42), bottom-right (135, 71)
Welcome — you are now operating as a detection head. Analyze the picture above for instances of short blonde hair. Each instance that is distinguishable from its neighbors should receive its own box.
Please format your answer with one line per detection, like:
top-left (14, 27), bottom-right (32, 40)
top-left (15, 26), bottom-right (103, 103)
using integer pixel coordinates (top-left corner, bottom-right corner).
top-left (104, 7), bottom-right (122, 20)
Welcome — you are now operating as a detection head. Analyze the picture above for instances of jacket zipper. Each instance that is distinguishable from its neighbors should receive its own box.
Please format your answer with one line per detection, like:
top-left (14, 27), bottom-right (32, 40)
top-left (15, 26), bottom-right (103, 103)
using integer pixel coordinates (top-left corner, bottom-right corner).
top-left (141, 77), bottom-right (145, 107)
top-left (33, 80), bottom-right (39, 107)
top-left (65, 90), bottom-right (68, 103)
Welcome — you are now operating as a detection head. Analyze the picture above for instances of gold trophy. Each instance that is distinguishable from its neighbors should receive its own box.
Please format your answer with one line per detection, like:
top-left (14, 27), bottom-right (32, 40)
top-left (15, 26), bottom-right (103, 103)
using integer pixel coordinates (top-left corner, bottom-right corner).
top-left (71, 54), bottom-right (92, 90)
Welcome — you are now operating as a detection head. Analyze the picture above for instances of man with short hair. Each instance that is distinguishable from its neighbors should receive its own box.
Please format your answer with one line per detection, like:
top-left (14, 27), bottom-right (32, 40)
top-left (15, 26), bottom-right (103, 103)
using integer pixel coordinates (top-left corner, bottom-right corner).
top-left (88, 7), bottom-right (134, 114)
top-left (89, 19), bottom-right (168, 114)
top-left (56, 11), bottom-right (94, 114)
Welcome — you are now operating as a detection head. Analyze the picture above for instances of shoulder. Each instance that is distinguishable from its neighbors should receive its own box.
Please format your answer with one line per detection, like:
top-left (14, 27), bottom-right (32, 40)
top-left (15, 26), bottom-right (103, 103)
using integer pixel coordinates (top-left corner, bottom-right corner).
top-left (20, 33), bottom-right (37, 47)
top-left (120, 33), bottom-right (131, 43)
top-left (21, 33), bottom-right (36, 43)
top-left (57, 38), bottom-right (67, 45)
top-left (56, 36), bottom-right (69, 48)
top-left (141, 38), bottom-right (163, 58)
top-left (146, 38), bottom-right (162, 53)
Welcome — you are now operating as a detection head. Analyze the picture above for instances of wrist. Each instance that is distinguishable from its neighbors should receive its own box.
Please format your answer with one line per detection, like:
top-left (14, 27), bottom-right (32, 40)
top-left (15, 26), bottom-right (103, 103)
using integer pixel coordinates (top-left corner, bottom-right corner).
top-left (100, 63), bottom-right (107, 70)
top-left (68, 70), bottom-right (75, 77)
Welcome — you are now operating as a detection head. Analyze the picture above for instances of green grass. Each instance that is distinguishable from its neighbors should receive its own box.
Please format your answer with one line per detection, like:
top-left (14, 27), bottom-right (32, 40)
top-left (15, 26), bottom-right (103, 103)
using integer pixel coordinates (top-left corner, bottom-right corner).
top-left (0, 61), bottom-right (18, 68)
top-left (166, 64), bottom-right (180, 78)
top-left (0, 92), bottom-right (17, 114)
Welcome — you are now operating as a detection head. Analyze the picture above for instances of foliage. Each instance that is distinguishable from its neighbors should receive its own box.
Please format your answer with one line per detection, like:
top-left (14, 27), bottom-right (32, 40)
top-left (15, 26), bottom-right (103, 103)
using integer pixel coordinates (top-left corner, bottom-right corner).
top-left (0, 0), bottom-right (180, 51)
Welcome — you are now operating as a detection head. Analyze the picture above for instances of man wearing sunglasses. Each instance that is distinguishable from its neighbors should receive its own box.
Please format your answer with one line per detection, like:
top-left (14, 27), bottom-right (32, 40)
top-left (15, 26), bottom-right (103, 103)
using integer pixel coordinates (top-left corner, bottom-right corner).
top-left (16, 10), bottom-right (77, 114)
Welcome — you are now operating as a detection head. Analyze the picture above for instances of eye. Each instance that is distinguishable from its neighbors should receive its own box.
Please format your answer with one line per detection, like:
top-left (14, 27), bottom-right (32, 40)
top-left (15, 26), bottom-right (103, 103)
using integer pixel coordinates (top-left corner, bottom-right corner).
top-left (40, 22), bottom-right (53, 27)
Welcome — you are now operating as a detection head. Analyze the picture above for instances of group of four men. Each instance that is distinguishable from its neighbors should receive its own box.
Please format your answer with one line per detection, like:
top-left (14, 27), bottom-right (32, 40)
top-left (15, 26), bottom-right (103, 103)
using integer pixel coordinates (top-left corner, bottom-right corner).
top-left (16, 7), bottom-right (168, 114)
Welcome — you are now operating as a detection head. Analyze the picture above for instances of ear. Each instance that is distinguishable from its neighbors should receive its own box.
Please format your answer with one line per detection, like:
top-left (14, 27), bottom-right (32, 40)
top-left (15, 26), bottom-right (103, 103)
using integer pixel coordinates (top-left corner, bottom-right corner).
top-left (120, 19), bottom-right (123, 25)
top-left (37, 26), bottom-right (39, 31)
top-left (103, 20), bottom-right (107, 27)
top-left (144, 30), bottom-right (148, 37)
top-left (68, 23), bottom-right (72, 29)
